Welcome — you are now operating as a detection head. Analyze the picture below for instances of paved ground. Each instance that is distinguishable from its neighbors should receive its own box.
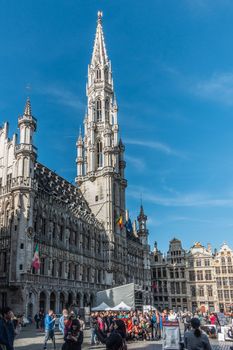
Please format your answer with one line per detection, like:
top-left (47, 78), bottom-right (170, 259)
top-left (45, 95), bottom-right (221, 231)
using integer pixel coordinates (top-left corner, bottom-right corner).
top-left (14, 325), bottom-right (233, 350)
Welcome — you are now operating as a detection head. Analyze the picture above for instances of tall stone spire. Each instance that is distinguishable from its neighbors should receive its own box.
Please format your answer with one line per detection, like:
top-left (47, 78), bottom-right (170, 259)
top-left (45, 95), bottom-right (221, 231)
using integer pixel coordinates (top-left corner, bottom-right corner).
top-left (76, 12), bottom-right (127, 285)
top-left (91, 11), bottom-right (108, 67)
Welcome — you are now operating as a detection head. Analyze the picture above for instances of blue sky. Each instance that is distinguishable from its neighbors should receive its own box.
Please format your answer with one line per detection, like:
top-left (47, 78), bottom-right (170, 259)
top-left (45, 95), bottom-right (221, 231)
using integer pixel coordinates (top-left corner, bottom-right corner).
top-left (1, 0), bottom-right (233, 253)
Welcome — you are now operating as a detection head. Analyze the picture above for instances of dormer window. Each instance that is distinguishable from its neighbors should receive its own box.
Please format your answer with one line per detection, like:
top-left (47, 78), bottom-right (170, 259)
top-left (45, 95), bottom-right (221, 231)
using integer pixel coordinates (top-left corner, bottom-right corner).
top-left (96, 99), bottom-right (102, 122)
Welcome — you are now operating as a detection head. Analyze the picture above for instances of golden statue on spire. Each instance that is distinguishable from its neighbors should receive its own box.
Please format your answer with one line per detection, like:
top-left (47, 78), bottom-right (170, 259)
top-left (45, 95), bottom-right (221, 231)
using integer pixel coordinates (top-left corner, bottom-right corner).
top-left (97, 11), bottom-right (103, 22)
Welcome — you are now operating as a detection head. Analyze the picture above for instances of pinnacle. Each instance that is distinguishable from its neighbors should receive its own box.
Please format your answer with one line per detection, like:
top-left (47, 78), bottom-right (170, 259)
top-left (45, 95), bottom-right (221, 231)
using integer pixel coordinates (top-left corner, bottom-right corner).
top-left (140, 204), bottom-right (144, 216)
top-left (78, 126), bottom-right (82, 141)
top-left (91, 11), bottom-right (108, 66)
top-left (97, 10), bottom-right (103, 23)
top-left (24, 97), bottom-right (32, 116)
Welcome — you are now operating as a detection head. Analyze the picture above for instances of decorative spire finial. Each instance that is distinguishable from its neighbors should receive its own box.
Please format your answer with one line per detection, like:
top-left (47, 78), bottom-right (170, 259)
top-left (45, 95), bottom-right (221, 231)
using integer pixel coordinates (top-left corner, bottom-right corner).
top-left (97, 11), bottom-right (103, 23)
top-left (78, 126), bottom-right (82, 142)
top-left (24, 97), bottom-right (32, 116)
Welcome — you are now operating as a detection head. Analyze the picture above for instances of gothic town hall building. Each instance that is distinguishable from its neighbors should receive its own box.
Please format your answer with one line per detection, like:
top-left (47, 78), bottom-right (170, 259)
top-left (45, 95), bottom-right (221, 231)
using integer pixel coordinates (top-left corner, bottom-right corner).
top-left (0, 13), bottom-right (151, 316)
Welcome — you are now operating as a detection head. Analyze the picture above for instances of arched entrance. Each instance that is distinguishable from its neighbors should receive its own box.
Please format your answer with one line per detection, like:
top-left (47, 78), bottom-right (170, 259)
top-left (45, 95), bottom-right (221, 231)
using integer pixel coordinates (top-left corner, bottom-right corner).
top-left (27, 303), bottom-right (33, 318)
top-left (39, 291), bottom-right (46, 312)
top-left (59, 293), bottom-right (65, 312)
top-left (83, 294), bottom-right (88, 307)
top-left (76, 293), bottom-right (81, 307)
top-left (90, 294), bottom-right (95, 308)
top-left (68, 292), bottom-right (73, 307)
top-left (50, 292), bottom-right (56, 312)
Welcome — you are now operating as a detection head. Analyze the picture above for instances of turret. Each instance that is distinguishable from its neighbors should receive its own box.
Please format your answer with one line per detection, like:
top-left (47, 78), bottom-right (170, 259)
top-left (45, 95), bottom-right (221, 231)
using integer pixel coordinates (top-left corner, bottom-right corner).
top-left (18, 97), bottom-right (37, 145)
top-left (15, 98), bottom-right (37, 179)
top-left (137, 205), bottom-right (148, 245)
top-left (76, 128), bottom-right (84, 180)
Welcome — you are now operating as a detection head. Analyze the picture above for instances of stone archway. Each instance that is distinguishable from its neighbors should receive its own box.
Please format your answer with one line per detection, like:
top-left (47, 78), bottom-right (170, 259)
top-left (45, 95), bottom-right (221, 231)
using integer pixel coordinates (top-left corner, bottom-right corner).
top-left (90, 294), bottom-right (95, 308)
top-left (27, 303), bottom-right (33, 318)
top-left (76, 292), bottom-right (81, 307)
top-left (50, 292), bottom-right (56, 312)
top-left (83, 293), bottom-right (88, 307)
top-left (39, 291), bottom-right (46, 312)
top-left (67, 292), bottom-right (73, 308)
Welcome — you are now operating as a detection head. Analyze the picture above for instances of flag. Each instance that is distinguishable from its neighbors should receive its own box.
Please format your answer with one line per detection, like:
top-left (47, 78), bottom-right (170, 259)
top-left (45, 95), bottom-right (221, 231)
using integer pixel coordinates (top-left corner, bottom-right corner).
top-left (32, 244), bottom-right (40, 271)
top-left (152, 281), bottom-right (157, 290)
top-left (116, 214), bottom-right (123, 229)
top-left (125, 218), bottom-right (133, 233)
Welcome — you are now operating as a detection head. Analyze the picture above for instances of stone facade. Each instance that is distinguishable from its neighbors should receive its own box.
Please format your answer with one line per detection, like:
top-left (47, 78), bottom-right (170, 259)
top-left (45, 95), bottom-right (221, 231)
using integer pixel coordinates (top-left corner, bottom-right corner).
top-left (151, 240), bottom-right (233, 313)
top-left (151, 239), bottom-right (187, 311)
top-left (0, 12), bottom-right (151, 316)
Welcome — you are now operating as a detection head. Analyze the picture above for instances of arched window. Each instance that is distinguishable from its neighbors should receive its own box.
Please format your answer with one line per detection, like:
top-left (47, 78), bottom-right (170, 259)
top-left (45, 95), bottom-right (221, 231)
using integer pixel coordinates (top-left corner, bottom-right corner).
top-left (105, 98), bottom-right (110, 123)
top-left (97, 141), bottom-right (103, 168)
top-left (96, 68), bottom-right (101, 81)
top-left (96, 99), bottom-right (102, 122)
top-left (40, 257), bottom-right (45, 275)
top-left (58, 261), bottom-right (63, 277)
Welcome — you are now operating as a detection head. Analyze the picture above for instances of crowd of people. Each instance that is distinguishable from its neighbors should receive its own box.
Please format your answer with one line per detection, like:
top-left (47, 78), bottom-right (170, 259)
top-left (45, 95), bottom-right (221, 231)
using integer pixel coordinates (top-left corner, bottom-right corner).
top-left (2, 304), bottom-right (233, 350)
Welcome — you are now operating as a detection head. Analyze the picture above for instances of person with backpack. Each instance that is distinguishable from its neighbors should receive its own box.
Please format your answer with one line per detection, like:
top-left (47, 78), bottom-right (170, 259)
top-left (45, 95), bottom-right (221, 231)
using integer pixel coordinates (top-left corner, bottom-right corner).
top-left (62, 319), bottom-right (83, 350)
top-left (151, 311), bottom-right (157, 340)
top-left (184, 318), bottom-right (212, 350)
top-left (59, 309), bottom-right (69, 335)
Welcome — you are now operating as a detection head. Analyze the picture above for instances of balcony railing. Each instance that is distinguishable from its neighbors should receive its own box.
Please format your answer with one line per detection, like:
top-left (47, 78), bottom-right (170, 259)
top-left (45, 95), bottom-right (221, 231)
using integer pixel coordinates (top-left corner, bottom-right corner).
top-left (19, 273), bottom-right (108, 290)
top-left (15, 144), bottom-right (37, 154)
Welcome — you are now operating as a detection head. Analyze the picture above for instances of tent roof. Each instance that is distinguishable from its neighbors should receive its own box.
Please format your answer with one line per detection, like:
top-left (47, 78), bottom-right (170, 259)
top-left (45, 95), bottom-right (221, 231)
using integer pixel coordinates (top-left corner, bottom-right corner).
top-left (91, 302), bottom-right (110, 311)
top-left (111, 301), bottom-right (131, 311)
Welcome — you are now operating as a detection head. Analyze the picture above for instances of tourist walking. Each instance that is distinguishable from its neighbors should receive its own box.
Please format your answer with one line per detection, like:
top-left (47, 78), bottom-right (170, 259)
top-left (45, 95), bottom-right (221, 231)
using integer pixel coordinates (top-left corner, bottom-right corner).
top-left (184, 318), bottom-right (212, 350)
top-left (90, 312), bottom-right (98, 346)
top-left (59, 309), bottom-right (69, 335)
top-left (0, 307), bottom-right (15, 350)
top-left (34, 312), bottom-right (40, 329)
top-left (39, 310), bottom-right (45, 331)
top-left (43, 310), bottom-right (56, 350)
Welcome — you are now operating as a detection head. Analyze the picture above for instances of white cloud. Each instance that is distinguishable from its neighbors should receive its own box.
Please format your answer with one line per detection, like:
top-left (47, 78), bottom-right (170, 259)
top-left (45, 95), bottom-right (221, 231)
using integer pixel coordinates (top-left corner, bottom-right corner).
top-left (125, 155), bottom-right (146, 171)
top-left (128, 187), bottom-right (233, 208)
top-left (36, 84), bottom-right (85, 111)
top-left (125, 138), bottom-right (187, 159)
top-left (196, 72), bottom-right (233, 106)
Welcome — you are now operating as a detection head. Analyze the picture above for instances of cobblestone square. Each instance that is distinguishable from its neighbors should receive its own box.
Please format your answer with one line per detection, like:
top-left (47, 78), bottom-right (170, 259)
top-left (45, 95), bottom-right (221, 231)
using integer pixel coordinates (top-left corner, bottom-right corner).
top-left (13, 325), bottom-right (233, 350)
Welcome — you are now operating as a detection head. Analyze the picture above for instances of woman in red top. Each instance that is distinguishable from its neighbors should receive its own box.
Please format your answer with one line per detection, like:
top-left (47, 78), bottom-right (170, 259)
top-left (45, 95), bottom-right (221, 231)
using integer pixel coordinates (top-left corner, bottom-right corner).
top-left (209, 313), bottom-right (217, 325)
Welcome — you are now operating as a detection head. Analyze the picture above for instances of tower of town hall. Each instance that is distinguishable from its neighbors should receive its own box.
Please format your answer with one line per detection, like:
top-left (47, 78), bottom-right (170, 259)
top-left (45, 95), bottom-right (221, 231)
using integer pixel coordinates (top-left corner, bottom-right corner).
top-left (0, 12), bottom-right (152, 314)
top-left (76, 12), bottom-right (128, 285)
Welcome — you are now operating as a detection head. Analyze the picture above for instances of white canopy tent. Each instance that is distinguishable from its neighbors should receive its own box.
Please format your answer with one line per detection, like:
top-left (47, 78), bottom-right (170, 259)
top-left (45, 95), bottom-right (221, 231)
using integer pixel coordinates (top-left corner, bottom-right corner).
top-left (91, 302), bottom-right (110, 311)
top-left (111, 301), bottom-right (131, 311)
